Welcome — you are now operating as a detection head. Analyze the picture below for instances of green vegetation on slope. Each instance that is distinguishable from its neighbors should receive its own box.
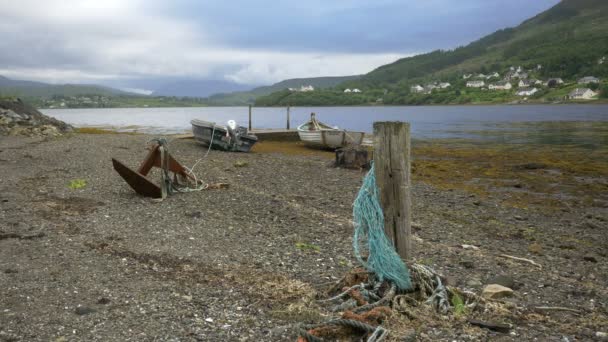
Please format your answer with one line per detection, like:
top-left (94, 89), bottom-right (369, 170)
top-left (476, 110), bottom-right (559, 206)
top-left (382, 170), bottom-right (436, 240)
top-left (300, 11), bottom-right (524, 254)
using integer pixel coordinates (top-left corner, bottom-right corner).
top-left (208, 75), bottom-right (360, 105)
top-left (256, 0), bottom-right (608, 106)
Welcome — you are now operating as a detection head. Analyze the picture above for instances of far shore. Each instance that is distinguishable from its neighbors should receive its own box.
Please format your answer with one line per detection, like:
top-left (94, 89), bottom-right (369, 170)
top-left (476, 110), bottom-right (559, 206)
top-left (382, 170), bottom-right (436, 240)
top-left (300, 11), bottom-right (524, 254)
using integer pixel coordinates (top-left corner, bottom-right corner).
top-left (37, 99), bottom-right (608, 110)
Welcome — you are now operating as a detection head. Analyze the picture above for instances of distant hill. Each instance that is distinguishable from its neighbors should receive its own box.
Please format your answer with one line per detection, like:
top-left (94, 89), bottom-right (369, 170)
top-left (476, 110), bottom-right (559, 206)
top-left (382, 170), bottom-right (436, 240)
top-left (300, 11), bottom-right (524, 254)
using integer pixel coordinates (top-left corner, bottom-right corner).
top-left (151, 79), bottom-right (255, 98)
top-left (0, 75), bottom-right (134, 98)
top-left (256, 0), bottom-right (608, 106)
top-left (208, 75), bottom-right (361, 105)
top-left (346, 0), bottom-right (608, 89)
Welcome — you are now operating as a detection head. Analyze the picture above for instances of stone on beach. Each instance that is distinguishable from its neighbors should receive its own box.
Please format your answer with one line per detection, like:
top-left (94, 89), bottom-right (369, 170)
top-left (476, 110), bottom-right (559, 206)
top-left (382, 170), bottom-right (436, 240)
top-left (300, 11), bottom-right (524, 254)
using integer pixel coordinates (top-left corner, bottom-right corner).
top-left (482, 284), bottom-right (514, 299)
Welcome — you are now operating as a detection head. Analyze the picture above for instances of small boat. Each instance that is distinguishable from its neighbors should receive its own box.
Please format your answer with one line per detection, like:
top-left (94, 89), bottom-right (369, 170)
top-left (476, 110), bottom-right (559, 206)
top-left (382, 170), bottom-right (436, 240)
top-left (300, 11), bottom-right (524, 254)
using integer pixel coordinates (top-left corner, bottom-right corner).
top-left (297, 113), bottom-right (365, 149)
top-left (191, 119), bottom-right (258, 152)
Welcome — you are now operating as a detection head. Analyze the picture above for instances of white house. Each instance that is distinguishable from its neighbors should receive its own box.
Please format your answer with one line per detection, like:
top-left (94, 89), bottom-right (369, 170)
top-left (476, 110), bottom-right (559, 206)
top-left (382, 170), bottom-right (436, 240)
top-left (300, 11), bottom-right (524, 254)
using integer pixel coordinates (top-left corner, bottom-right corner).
top-left (578, 76), bottom-right (600, 84)
top-left (290, 85), bottom-right (315, 92)
top-left (486, 72), bottom-right (500, 79)
top-left (489, 81), bottom-right (512, 91)
top-left (438, 82), bottom-right (451, 89)
top-left (466, 80), bottom-right (485, 88)
top-left (516, 88), bottom-right (538, 96)
top-left (352, 88), bottom-right (362, 93)
top-left (410, 85), bottom-right (425, 93)
top-left (599, 57), bottom-right (606, 65)
top-left (463, 74), bottom-right (473, 80)
top-left (568, 88), bottom-right (597, 100)
top-left (518, 80), bottom-right (533, 88)
top-left (343, 88), bottom-right (352, 93)
top-left (477, 73), bottom-right (487, 79)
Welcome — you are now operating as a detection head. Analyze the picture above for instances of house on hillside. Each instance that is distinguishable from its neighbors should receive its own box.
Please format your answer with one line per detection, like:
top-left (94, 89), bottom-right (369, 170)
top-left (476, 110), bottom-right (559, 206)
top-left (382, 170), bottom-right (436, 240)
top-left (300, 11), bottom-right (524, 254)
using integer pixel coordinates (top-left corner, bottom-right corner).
top-left (466, 80), bottom-right (485, 88)
top-left (438, 82), bottom-right (451, 89)
top-left (352, 88), bottom-right (362, 93)
top-left (568, 88), bottom-right (597, 100)
top-left (343, 89), bottom-right (352, 93)
top-left (545, 78), bottom-right (564, 87)
top-left (518, 79), bottom-right (533, 88)
top-left (516, 88), bottom-right (538, 96)
top-left (599, 57), bottom-right (606, 65)
top-left (463, 74), bottom-right (473, 80)
top-left (578, 76), bottom-right (600, 84)
top-left (290, 85), bottom-right (315, 92)
top-left (486, 72), bottom-right (500, 79)
top-left (504, 71), bottom-right (517, 81)
top-left (477, 73), bottom-right (487, 79)
top-left (410, 85), bottom-right (425, 93)
top-left (489, 81), bottom-right (512, 91)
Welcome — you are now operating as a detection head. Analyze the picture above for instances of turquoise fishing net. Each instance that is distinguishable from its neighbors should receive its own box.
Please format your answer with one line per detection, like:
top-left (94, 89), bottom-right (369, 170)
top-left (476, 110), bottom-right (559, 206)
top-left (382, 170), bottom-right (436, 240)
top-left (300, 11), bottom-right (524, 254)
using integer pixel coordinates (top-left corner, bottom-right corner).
top-left (353, 163), bottom-right (412, 291)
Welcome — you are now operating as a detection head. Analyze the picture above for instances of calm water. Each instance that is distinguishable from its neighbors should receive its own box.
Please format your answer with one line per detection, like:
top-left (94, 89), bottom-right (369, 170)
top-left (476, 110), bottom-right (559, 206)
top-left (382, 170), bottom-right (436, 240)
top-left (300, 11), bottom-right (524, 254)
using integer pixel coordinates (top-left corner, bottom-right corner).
top-left (42, 105), bottom-right (608, 147)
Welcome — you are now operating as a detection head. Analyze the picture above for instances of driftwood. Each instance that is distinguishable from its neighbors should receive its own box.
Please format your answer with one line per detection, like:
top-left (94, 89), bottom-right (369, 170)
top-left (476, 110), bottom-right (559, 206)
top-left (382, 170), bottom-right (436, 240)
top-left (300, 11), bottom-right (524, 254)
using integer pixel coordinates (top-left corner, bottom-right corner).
top-left (498, 254), bottom-right (542, 269)
top-left (533, 306), bottom-right (582, 314)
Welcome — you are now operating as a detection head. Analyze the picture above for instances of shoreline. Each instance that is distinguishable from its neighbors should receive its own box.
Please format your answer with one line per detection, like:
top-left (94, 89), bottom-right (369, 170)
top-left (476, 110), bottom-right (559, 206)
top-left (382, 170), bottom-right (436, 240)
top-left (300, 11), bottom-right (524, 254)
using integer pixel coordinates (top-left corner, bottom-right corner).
top-left (1, 132), bottom-right (606, 340)
top-left (37, 100), bottom-right (608, 110)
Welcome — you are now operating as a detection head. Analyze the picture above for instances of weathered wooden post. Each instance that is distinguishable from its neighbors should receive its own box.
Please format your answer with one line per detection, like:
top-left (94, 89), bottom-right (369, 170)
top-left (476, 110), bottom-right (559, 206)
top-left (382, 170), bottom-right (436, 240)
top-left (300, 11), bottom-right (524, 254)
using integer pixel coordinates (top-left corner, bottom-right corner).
top-left (248, 105), bottom-right (252, 131)
top-left (373, 121), bottom-right (412, 260)
top-left (286, 106), bottom-right (291, 130)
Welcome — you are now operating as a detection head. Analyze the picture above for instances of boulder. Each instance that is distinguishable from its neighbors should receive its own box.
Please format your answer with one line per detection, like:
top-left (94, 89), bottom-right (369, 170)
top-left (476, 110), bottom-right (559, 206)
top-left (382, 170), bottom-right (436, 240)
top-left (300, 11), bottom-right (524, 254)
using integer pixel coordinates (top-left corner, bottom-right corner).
top-left (0, 98), bottom-right (72, 137)
top-left (482, 284), bottom-right (514, 299)
top-left (486, 275), bottom-right (516, 289)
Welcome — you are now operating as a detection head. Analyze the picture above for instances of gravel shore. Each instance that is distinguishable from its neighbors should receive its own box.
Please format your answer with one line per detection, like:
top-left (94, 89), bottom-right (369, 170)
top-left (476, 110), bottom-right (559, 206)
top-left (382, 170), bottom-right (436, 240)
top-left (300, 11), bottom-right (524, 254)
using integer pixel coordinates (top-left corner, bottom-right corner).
top-left (1, 133), bottom-right (606, 341)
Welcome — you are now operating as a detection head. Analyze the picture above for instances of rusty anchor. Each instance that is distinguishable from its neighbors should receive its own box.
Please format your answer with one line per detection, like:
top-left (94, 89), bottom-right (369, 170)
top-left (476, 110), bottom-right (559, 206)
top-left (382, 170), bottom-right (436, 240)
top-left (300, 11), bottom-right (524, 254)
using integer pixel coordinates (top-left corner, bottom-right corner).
top-left (112, 140), bottom-right (200, 199)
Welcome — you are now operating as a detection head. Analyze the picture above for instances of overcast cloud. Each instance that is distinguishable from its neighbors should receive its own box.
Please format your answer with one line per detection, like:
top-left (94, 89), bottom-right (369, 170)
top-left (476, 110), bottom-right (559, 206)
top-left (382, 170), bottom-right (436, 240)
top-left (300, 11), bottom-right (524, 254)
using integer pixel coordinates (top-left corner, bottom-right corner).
top-left (0, 0), bottom-right (559, 88)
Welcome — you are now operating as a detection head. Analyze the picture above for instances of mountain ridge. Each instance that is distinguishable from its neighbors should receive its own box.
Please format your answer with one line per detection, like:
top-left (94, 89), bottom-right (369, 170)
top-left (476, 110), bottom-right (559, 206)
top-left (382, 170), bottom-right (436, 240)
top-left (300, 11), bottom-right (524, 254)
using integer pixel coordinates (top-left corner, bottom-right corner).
top-left (0, 76), bottom-right (135, 98)
top-left (256, 0), bottom-right (608, 106)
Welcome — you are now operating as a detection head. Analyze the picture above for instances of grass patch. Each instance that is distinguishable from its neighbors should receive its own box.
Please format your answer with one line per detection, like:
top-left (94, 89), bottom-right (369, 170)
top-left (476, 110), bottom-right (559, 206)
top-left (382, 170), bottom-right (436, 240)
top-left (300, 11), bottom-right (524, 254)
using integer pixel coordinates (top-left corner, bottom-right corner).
top-left (234, 160), bottom-right (249, 167)
top-left (451, 292), bottom-right (466, 316)
top-left (295, 242), bottom-right (320, 252)
top-left (68, 179), bottom-right (87, 189)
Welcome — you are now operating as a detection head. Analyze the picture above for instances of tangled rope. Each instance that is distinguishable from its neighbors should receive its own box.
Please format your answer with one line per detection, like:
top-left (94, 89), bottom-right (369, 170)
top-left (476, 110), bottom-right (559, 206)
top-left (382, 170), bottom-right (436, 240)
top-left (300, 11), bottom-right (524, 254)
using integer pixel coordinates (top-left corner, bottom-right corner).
top-left (295, 162), bottom-right (499, 341)
top-left (353, 162), bottom-right (412, 291)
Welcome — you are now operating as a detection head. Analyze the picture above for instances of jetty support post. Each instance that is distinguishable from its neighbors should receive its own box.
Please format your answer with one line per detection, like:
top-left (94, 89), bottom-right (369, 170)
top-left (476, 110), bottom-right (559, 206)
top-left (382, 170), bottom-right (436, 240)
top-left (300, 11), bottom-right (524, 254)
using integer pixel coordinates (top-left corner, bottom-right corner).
top-left (248, 105), bottom-right (252, 131)
top-left (286, 106), bottom-right (291, 130)
top-left (373, 121), bottom-right (412, 261)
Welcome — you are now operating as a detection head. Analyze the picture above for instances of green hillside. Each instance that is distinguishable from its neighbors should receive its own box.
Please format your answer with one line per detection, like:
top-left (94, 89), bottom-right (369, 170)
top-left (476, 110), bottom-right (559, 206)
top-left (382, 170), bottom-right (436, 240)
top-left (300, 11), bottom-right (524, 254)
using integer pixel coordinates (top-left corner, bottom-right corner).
top-left (208, 75), bottom-right (360, 105)
top-left (256, 0), bottom-right (608, 106)
top-left (0, 76), bottom-right (133, 99)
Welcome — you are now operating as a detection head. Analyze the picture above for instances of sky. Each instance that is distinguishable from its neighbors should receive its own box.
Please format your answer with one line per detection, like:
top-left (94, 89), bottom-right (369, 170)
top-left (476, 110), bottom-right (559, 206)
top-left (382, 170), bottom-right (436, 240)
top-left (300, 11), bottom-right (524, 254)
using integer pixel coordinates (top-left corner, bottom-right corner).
top-left (0, 0), bottom-right (560, 91)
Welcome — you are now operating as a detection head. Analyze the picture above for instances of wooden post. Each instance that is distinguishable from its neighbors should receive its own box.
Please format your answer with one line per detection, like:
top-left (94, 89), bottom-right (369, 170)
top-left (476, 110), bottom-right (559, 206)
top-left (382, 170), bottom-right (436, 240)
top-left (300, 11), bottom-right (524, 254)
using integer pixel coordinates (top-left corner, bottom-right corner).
top-left (286, 106), bottom-right (291, 130)
top-left (248, 105), bottom-right (252, 131)
top-left (373, 121), bottom-right (412, 260)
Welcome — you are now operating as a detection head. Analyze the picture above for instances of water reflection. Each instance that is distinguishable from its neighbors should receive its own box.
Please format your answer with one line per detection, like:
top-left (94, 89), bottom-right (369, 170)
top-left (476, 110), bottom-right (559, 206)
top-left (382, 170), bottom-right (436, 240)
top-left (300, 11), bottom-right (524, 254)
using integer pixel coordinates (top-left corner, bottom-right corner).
top-left (440, 121), bottom-right (608, 149)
